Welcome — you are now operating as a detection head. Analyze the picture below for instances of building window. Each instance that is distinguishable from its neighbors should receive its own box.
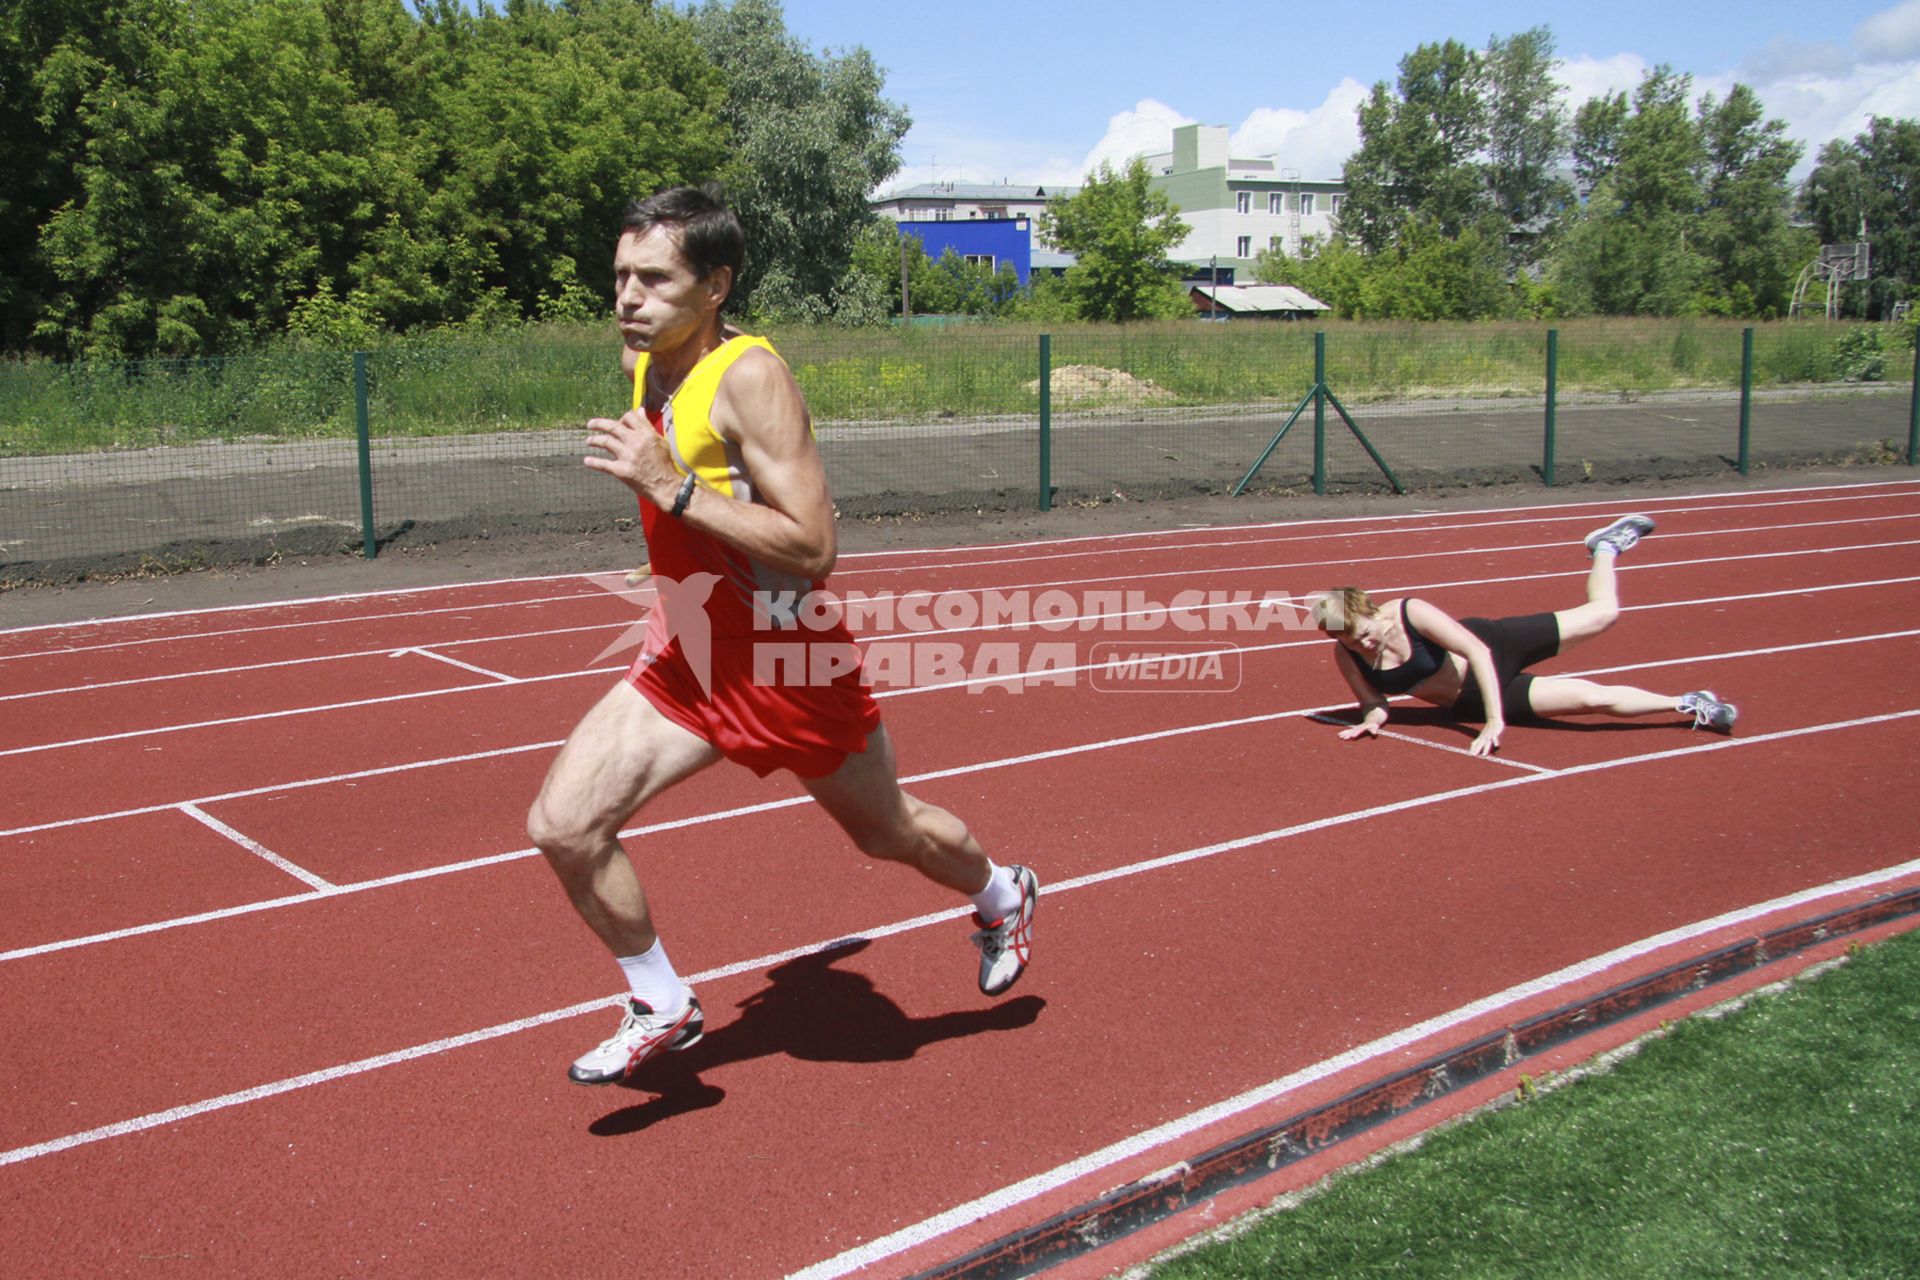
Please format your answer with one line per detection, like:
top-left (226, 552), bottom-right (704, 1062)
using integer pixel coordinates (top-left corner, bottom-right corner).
top-left (1330, 194), bottom-right (1343, 217)
top-left (1269, 193), bottom-right (1282, 214)
top-left (1300, 193), bottom-right (1315, 216)
top-left (1269, 235), bottom-right (1283, 252)
top-left (963, 254), bottom-right (996, 270)
top-left (934, 209), bottom-right (951, 221)
top-left (1236, 236), bottom-right (1251, 257)
top-left (1236, 191), bottom-right (1251, 214)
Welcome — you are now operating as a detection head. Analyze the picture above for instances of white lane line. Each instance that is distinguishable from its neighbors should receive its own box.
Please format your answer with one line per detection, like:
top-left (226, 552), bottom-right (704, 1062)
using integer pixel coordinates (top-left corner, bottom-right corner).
top-left (871, 627), bottom-right (1920, 701)
top-left (0, 619), bottom-right (632, 704)
top-left (9, 560), bottom-right (1920, 710)
top-left (6, 478), bottom-right (1917, 651)
top-left (178, 803), bottom-right (335, 892)
top-left (0, 707), bottom-right (1329, 962)
top-left (394, 647), bottom-right (519, 682)
top-left (0, 667), bottom-right (594, 760)
top-left (7, 626), bottom-right (1919, 848)
top-left (0, 740), bottom-right (565, 840)
top-left (788, 851), bottom-right (1920, 1280)
top-left (1304, 712), bottom-right (1553, 773)
top-left (8, 537), bottom-right (1919, 747)
top-left (5, 742), bottom-right (1916, 1175)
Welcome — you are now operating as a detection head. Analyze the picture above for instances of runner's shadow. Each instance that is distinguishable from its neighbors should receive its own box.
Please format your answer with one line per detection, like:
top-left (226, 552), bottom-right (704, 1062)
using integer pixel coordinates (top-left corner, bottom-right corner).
top-left (589, 939), bottom-right (1044, 1137)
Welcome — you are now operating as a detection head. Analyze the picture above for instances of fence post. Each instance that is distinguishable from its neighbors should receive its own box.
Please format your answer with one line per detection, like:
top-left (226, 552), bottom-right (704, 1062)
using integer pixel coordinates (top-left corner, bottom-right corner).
top-left (1909, 335), bottom-right (1919, 466)
top-left (1312, 330), bottom-right (1327, 495)
top-left (1543, 328), bottom-right (1558, 487)
top-left (1038, 333), bottom-right (1052, 511)
top-left (354, 351), bottom-right (377, 559)
top-left (1737, 327), bottom-right (1754, 476)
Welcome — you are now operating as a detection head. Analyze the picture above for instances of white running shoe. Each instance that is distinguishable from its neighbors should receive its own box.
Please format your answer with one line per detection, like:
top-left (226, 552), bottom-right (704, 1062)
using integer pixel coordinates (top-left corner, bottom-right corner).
top-left (1681, 690), bottom-right (1743, 729)
top-left (1585, 514), bottom-right (1656, 557)
top-left (971, 864), bottom-right (1037, 996)
top-left (567, 995), bottom-right (704, 1085)
top-left (1678, 690), bottom-right (1737, 733)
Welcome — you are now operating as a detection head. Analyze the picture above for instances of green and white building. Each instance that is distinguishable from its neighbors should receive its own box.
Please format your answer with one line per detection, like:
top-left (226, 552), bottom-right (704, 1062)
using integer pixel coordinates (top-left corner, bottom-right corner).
top-left (1144, 124), bottom-right (1346, 281)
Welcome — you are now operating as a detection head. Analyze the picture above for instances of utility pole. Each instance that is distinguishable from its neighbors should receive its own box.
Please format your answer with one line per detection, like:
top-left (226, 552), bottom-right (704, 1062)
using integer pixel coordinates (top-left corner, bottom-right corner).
top-left (900, 232), bottom-right (911, 320)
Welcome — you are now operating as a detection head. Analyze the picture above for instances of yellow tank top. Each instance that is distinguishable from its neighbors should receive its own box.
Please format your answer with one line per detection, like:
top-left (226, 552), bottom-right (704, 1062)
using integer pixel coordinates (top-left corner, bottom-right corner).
top-left (630, 333), bottom-right (783, 501)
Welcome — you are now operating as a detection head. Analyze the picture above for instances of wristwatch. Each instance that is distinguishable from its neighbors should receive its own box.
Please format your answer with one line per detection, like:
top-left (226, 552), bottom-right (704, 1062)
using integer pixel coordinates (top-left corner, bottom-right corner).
top-left (670, 472), bottom-right (697, 518)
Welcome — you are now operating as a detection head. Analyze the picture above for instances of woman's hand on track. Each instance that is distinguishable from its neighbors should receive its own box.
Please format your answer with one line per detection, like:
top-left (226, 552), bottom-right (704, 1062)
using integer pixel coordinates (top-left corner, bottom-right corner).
top-left (1469, 723), bottom-right (1503, 756)
top-left (1338, 721), bottom-right (1381, 741)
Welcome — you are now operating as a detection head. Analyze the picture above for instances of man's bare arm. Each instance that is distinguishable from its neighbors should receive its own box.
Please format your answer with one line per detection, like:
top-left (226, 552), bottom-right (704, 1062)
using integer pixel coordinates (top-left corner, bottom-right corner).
top-left (583, 348), bottom-right (836, 580)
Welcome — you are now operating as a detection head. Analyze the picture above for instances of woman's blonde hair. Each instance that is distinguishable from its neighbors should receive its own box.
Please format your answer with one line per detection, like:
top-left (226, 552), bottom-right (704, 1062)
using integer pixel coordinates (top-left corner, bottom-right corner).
top-left (1310, 587), bottom-right (1377, 634)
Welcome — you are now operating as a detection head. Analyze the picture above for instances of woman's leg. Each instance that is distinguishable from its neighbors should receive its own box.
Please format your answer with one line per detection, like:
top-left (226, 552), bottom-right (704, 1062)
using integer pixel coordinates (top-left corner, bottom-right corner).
top-left (1526, 675), bottom-right (1679, 719)
top-left (1553, 545), bottom-right (1624, 653)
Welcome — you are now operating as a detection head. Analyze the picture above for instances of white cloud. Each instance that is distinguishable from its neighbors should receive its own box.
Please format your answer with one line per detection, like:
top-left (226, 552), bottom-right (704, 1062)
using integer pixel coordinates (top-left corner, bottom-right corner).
top-left (1856, 0), bottom-right (1920, 62)
top-left (1554, 53), bottom-right (1651, 109)
top-left (1062, 99), bottom-right (1196, 183)
top-left (1231, 79), bottom-right (1372, 180)
top-left (1038, 81), bottom-right (1366, 187)
top-left (975, 16), bottom-right (1916, 193)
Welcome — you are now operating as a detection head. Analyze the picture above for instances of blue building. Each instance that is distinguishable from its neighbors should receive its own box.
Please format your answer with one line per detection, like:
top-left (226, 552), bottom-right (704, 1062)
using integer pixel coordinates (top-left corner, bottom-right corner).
top-left (892, 216), bottom-right (1035, 284)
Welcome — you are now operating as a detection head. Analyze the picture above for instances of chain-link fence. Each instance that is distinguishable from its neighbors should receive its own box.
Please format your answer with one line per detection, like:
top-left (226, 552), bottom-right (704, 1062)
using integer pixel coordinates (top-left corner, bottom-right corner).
top-left (3, 321), bottom-right (1915, 583)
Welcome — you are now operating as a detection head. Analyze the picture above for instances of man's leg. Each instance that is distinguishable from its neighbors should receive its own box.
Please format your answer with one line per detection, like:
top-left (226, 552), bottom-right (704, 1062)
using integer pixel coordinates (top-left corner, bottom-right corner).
top-left (527, 679), bottom-right (720, 1082)
top-left (801, 723), bottom-right (1036, 995)
top-left (528, 679), bottom-right (719, 953)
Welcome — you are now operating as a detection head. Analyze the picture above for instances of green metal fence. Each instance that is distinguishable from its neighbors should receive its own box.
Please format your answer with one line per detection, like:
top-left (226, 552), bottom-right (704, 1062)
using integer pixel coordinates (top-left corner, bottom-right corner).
top-left (2, 320), bottom-right (1915, 583)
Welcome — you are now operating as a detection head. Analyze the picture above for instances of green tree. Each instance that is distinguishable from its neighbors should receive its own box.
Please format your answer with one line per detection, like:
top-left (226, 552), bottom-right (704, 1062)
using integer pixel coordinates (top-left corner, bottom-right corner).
top-left (1483, 26), bottom-right (1571, 267)
top-left (1570, 90), bottom-right (1630, 192)
top-left (34, 0), bottom-right (396, 355)
top-left (387, 0), bottom-right (726, 328)
top-left (691, 0), bottom-right (909, 316)
top-left (1550, 67), bottom-right (1709, 316)
top-left (1692, 84), bottom-right (1807, 316)
top-left (1337, 38), bottom-right (1490, 254)
top-left (17, 0), bottom-right (729, 356)
top-left (1553, 69), bottom-right (1806, 318)
top-left (1801, 116), bottom-right (1920, 319)
top-left (0, 0), bottom-right (182, 351)
top-left (1254, 235), bottom-right (1370, 317)
top-left (1040, 157), bottom-right (1192, 322)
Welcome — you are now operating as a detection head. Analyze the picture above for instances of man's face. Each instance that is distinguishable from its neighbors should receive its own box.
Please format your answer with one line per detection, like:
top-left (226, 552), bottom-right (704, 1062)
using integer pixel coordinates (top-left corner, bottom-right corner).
top-left (613, 226), bottom-right (729, 358)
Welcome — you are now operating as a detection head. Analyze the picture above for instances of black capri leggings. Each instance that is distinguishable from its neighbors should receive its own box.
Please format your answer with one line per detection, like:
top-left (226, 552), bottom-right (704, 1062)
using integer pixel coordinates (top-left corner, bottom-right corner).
top-left (1446, 612), bottom-right (1561, 724)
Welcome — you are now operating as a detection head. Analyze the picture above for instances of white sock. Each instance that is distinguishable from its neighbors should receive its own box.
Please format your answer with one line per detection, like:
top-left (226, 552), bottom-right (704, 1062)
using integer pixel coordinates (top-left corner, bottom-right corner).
top-left (969, 861), bottom-right (1021, 922)
top-left (615, 939), bottom-right (691, 1015)
top-left (1593, 542), bottom-right (1619, 559)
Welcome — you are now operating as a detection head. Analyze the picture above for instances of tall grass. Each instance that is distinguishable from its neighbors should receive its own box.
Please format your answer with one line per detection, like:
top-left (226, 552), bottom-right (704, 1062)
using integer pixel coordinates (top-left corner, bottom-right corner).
top-left (1, 318), bottom-right (1911, 456)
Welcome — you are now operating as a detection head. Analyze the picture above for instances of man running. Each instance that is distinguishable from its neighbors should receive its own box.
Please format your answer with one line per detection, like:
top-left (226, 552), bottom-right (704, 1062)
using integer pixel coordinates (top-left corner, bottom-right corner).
top-left (528, 185), bottom-right (1036, 1085)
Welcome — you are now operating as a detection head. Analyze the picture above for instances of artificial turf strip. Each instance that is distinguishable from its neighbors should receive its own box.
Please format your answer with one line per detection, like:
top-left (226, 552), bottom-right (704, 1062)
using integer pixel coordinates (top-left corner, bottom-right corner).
top-left (1150, 929), bottom-right (1920, 1279)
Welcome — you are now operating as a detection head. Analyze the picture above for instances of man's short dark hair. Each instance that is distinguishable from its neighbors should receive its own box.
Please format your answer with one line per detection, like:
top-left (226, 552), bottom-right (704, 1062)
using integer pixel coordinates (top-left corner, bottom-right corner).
top-left (621, 184), bottom-right (745, 285)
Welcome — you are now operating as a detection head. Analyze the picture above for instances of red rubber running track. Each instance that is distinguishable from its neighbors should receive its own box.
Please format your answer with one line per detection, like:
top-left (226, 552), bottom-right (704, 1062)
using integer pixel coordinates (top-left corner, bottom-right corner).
top-left (4, 479), bottom-right (1920, 1278)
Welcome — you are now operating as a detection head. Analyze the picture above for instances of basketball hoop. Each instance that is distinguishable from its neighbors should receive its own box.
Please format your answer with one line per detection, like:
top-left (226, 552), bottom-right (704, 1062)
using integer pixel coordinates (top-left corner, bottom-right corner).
top-left (1790, 241), bottom-right (1872, 320)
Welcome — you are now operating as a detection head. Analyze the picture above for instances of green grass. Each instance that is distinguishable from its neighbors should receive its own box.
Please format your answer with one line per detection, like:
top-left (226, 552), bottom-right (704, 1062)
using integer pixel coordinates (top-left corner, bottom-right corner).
top-left (1149, 928), bottom-right (1920, 1279)
top-left (1, 317), bottom-right (1912, 456)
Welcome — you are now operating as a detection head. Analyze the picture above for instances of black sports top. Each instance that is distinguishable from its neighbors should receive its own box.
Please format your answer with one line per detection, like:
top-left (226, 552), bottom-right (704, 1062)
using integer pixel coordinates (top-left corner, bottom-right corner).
top-left (1356, 600), bottom-right (1447, 694)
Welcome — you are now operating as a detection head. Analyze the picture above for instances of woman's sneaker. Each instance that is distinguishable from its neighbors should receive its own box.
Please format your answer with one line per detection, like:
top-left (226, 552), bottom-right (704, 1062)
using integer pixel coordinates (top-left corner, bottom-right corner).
top-left (971, 865), bottom-right (1037, 996)
top-left (1678, 690), bottom-right (1737, 733)
top-left (568, 995), bottom-right (704, 1084)
top-left (1585, 514), bottom-right (1656, 557)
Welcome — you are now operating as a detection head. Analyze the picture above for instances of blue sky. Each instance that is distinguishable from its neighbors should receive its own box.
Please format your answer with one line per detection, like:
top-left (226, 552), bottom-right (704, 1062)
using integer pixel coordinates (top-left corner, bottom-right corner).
top-left (775, 0), bottom-right (1920, 188)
